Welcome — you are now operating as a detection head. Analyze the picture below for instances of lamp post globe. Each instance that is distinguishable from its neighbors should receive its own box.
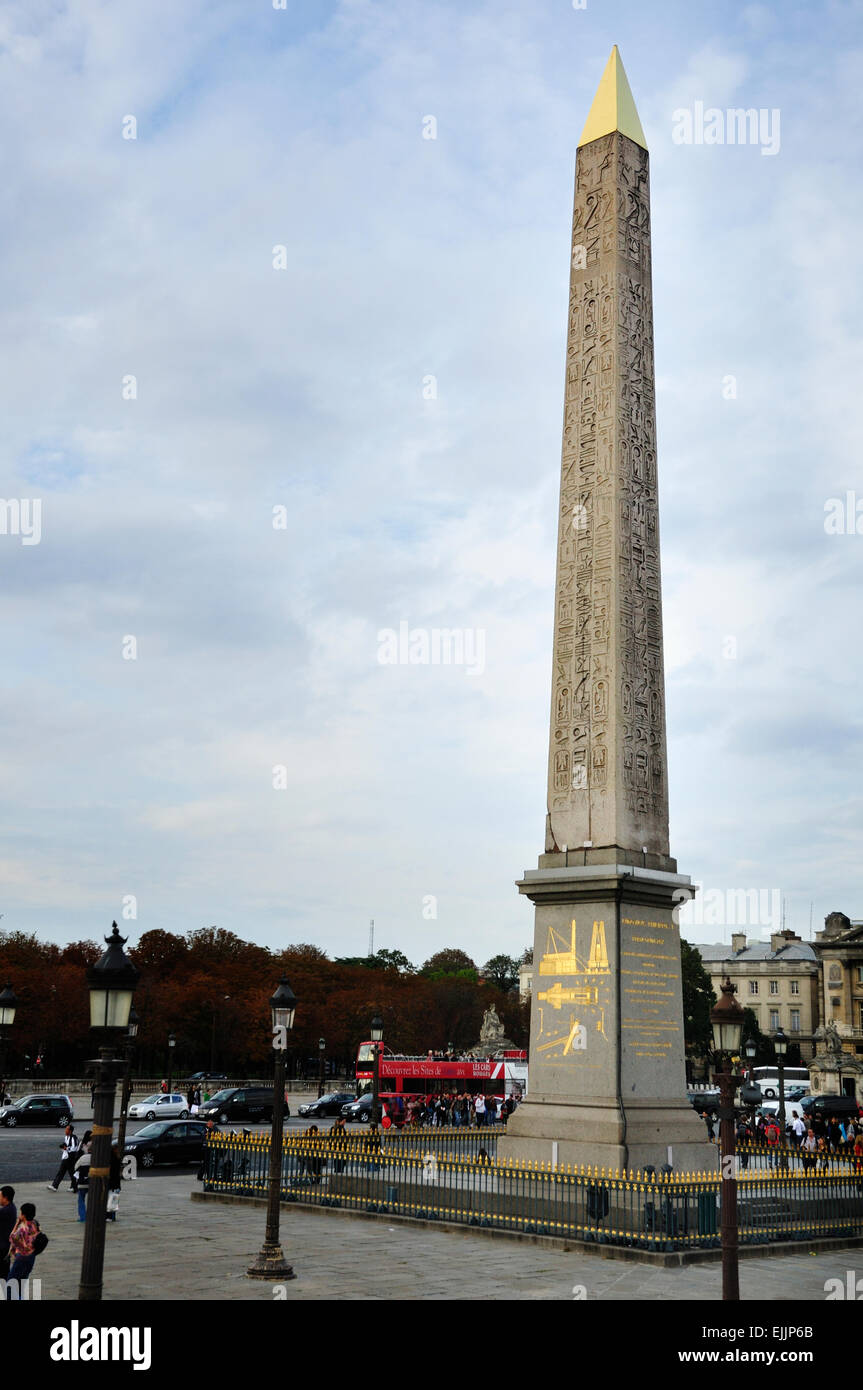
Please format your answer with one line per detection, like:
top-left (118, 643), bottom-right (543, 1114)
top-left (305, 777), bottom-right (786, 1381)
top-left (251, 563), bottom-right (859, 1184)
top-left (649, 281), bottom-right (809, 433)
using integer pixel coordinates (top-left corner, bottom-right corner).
top-left (86, 923), bottom-right (139, 1036)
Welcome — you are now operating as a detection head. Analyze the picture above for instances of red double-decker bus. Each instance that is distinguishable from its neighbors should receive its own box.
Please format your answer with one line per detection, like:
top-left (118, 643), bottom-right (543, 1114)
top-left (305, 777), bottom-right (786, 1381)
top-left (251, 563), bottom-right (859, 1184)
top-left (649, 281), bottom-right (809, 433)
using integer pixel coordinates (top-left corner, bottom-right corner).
top-left (354, 1043), bottom-right (527, 1112)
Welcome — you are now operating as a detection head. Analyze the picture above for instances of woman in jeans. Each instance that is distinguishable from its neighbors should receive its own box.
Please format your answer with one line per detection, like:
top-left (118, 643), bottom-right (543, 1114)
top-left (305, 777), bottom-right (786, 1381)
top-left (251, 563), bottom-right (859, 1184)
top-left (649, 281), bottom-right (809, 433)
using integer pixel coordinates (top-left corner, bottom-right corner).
top-left (75, 1131), bottom-right (93, 1221)
top-left (6, 1203), bottom-right (39, 1296)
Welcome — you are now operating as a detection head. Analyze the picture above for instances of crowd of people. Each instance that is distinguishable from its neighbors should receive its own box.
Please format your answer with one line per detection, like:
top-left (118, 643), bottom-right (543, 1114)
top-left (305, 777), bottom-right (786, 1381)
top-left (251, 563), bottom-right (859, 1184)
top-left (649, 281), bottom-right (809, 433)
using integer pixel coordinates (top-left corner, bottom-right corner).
top-left (380, 1091), bottom-right (520, 1128)
top-left (701, 1108), bottom-right (863, 1169)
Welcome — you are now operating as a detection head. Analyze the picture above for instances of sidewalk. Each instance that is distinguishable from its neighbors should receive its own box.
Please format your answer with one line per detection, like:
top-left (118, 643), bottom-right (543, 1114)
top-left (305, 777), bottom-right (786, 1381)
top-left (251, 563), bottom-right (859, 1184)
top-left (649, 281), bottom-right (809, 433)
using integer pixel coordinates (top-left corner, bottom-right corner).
top-left (8, 1172), bottom-right (860, 1300)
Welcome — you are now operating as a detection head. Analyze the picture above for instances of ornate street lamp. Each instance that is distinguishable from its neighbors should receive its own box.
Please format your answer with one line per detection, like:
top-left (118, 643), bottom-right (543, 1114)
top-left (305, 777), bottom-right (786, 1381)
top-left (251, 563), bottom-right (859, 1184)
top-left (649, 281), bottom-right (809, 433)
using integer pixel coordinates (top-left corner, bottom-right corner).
top-left (710, 977), bottom-right (745, 1302)
top-left (248, 976), bottom-right (297, 1280)
top-left (370, 1013), bottom-right (384, 1126)
top-left (116, 1008), bottom-right (140, 1156)
top-left (317, 1037), bottom-right (326, 1099)
top-left (78, 924), bottom-right (139, 1302)
top-left (167, 1031), bottom-right (176, 1094)
top-left (0, 982), bottom-right (19, 1107)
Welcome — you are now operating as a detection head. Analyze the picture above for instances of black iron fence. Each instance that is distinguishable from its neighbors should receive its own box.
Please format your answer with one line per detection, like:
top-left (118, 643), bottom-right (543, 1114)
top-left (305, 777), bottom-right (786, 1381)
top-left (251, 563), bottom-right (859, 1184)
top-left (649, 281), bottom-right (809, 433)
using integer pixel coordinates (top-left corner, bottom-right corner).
top-left (201, 1133), bottom-right (863, 1251)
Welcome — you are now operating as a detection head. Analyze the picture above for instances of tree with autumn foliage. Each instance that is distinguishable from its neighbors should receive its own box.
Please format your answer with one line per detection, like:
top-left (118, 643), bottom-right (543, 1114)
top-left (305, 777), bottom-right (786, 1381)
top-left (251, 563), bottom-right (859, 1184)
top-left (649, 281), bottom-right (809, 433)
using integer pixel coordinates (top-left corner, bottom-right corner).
top-left (0, 925), bottom-right (529, 1079)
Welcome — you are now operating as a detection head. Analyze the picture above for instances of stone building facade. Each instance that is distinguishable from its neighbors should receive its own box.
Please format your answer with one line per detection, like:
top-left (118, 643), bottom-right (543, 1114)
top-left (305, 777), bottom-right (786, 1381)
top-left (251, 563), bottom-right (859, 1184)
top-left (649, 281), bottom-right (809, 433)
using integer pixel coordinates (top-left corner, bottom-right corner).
top-left (696, 930), bottom-right (819, 1060)
top-left (811, 912), bottom-right (863, 1064)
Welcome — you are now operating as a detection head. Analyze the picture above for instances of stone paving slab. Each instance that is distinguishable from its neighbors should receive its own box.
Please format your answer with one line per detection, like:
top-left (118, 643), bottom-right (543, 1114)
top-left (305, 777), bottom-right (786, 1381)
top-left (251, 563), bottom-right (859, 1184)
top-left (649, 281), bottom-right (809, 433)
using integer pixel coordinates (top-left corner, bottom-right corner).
top-left (7, 1171), bottom-right (861, 1301)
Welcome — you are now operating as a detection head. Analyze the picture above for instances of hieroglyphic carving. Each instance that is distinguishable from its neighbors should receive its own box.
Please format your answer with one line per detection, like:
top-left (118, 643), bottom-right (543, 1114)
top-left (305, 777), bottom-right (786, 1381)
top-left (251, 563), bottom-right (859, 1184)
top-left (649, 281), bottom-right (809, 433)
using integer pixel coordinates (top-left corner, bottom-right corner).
top-left (546, 132), bottom-right (670, 858)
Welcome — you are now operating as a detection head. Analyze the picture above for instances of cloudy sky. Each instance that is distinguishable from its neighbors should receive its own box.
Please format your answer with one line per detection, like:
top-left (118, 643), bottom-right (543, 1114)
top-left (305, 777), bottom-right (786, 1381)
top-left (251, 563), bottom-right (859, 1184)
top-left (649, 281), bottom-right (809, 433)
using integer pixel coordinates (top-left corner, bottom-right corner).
top-left (0, 0), bottom-right (860, 964)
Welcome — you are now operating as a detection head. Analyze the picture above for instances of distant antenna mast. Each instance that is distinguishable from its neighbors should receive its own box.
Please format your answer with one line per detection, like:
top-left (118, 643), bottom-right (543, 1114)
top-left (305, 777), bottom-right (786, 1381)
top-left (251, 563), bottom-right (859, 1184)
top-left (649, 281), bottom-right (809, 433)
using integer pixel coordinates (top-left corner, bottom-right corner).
top-left (368, 918), bottom-right (375, 957)
top-left (809, 901), bottom-right (814, 939)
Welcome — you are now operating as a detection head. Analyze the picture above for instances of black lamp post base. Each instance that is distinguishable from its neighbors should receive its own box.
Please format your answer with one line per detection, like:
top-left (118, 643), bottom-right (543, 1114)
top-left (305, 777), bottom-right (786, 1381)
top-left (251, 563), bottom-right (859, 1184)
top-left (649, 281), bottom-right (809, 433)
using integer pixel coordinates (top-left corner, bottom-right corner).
top-left (247, 1243), bottom-right (296, 1280)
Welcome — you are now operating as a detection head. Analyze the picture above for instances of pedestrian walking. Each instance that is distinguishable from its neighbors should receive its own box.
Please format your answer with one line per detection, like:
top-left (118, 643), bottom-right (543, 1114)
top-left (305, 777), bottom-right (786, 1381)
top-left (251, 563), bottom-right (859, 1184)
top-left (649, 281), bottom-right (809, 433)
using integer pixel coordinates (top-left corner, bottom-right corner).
top-left (106, 1144), bottom-right (123, 1222)
top-left (736, 1119), bottom-right (750, 1169)
top-left (801, 1128), bottom-right (817, 1172)
top-left (75, 1132), bottom-right (93, 1221)
top-left (790, 1112), bottom-right (806, 1148)
top-left (474, 1093), bottom-right (486, 1128)
top-left (47, 1125), bottom-right (81, 1192)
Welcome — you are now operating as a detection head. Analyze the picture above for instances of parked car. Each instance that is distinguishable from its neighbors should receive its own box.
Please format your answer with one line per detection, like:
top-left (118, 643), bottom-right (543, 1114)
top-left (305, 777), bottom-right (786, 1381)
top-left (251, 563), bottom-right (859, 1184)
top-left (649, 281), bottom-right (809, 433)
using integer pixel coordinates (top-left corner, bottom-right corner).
top-left (123, 1120), bottom-right (208, 1168)
top-left (786, 1085), bottom-right (811, 1102)
top-left (298, 1091), bottom-right (356, 1118)
top-left (687, 1090), bottom-right (720, 1116)
top-left (128, 1092), bottom-right (190, 1121)
top-left (801, 1095), bottom-right (862, 1120)
top-left (198, 1087), bottom-right (285, 1124)
top-left (187, 1072), bottom-right (227, 1082)
top-left (0, 1094), bottom-right (74, 1127)
top-left (341, 1094), bottom-right (376, 1123)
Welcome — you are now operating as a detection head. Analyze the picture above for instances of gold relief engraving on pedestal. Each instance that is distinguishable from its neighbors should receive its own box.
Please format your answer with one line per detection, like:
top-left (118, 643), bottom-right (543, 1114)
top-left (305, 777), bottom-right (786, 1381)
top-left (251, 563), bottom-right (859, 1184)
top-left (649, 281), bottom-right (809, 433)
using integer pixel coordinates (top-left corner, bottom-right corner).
top-left (534, 920), bottom-right (612, 1061)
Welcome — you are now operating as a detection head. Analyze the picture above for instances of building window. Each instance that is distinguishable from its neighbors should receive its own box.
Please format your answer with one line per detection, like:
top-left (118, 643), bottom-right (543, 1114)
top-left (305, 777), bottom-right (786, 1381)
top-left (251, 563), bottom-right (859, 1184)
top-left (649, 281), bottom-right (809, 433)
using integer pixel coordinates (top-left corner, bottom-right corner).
top-left (769, 1009), bottom-right (780, 1031)
top-left (769, 980), bottom-right (779, 995)
top-left (790, 1010), bottom-right (800, 1032)
top-left (858, 966), bottom-right (863, 986)
top-left (790, 980), bottom-right (799, 995)
top-left (749, 981), bottom-right (758, 995)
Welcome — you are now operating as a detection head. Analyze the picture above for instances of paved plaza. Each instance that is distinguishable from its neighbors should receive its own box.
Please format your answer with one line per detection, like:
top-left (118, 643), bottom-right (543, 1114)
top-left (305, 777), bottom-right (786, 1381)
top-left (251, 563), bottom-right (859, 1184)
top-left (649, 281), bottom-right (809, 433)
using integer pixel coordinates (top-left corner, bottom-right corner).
top-left (7, 1171), bottom-right (861, 1301)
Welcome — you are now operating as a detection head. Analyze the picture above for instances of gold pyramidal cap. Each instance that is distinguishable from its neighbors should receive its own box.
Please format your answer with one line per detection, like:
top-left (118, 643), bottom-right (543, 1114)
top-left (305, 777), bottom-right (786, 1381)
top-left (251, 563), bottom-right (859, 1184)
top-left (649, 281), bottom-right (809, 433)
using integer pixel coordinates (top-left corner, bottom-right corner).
top-left (578, 45), bottom-right (647, 150)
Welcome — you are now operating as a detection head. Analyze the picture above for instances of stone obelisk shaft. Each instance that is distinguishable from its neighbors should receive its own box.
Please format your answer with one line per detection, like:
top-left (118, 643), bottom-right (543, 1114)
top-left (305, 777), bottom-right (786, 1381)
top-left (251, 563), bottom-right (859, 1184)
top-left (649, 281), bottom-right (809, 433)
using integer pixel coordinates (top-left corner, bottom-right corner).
top-left (545, 126), bottom-right (671, 868)
top-left (500, 50), bottom-right (712, 1175)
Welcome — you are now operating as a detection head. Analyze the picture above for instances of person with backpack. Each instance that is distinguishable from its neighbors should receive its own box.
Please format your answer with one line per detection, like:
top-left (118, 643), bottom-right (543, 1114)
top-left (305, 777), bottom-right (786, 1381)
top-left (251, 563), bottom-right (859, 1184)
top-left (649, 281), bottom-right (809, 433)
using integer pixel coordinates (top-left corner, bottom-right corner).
top-left (764, 1115), bottom-right (781, 1168)
top-left (5, 1202), bottom-right (45, 1298)
top-left (47, 1125), bottom-right (81, 1193)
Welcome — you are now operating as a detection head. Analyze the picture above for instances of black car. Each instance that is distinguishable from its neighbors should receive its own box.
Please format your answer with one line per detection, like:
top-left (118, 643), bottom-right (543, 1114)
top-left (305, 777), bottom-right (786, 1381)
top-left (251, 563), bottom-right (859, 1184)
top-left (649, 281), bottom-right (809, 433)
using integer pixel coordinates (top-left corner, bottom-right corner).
top-left (298, 1092), bottom-right (356, 1118)
top-left (0, 1094), bottom-right (74, 1127)
top-left (198, 1087), bottom-right (285, 1124)
top-left (341, 1094), bottom-right (376, 1123)
top-left (801, 1095), bottom-right (862, 1120)
top-left (123, 1120), bottom-right (208, 1168)
top-left (687, 1090), bottom-right (720, 1116)
top-left (187, 1072), bottom-right (228, 1082)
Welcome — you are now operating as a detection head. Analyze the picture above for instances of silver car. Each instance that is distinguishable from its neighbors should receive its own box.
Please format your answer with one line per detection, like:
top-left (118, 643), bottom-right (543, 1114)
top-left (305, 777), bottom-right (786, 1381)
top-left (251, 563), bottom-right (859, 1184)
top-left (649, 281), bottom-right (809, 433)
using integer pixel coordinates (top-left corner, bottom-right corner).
top-left (127, 1092), bottom-right (190, 1121)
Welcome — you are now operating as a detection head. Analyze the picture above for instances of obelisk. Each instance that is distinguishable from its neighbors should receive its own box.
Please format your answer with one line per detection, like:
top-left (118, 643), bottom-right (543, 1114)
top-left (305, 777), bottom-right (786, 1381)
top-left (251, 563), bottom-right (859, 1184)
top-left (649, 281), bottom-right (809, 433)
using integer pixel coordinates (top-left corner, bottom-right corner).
top-left (500, 48), bottom-right (713, 1173)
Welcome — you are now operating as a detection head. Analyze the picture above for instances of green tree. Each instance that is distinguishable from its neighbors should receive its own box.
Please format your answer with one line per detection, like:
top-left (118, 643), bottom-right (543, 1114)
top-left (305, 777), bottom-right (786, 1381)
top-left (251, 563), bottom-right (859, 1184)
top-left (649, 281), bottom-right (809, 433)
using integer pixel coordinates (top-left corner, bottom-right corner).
top-left (680, 940), bottom-right (715, 1055)
top-left (481, 954), bottom-right (519, 992)
top-left (374, 948), bottom-right (415, 973)
top-left (420, 948), bottom-right (477, 979)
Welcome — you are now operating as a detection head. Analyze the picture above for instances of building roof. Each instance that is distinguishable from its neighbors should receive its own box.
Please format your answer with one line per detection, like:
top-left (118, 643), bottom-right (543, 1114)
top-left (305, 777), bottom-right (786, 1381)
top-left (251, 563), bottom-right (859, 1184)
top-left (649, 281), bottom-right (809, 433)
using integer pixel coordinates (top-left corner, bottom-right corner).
top-left (696, 942), bottom-right (817, 964)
